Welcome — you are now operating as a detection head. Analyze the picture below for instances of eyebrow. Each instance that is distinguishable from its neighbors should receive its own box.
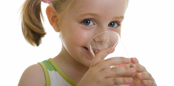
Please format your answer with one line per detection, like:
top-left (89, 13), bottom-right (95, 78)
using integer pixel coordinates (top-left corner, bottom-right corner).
top-left (79, 13), bottom-right (124, 20)
top-left (79, 13), bottom-right (100, 17)
top-left (113, 16), bottom-right (124, 19)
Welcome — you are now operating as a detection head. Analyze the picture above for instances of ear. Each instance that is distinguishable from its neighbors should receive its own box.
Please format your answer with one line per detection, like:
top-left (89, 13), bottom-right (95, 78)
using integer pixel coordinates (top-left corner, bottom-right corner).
top-left (46, 5), bottom-right (60, 32)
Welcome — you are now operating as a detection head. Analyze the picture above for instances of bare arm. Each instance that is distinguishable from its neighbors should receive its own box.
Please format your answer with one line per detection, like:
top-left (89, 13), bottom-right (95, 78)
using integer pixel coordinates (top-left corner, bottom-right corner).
top-left (18, 64), bottom-right (46, 86)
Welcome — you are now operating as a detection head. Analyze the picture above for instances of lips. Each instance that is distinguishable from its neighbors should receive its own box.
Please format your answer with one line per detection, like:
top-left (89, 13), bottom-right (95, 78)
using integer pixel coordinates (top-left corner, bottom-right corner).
top-left (83, 47), bottom-right (92, 57)
top-left (83, 47), bottom-right (100, 56)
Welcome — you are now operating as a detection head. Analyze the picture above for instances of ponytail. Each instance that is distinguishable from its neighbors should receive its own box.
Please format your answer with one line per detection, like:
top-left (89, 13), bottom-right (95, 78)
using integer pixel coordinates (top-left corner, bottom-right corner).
top-left (21, 0), bottom-right (46, 46)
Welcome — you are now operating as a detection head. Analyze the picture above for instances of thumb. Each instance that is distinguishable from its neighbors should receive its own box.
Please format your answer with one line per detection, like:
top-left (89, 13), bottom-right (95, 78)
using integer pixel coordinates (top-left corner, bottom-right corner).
top-left (90, 47), bottom-right (115, 67)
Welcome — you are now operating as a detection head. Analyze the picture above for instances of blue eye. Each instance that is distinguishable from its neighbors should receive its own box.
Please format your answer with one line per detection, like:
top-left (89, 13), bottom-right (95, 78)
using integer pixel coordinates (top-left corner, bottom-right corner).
top-left (82, 19), bottom-right (94, 26)
top-left (108, 22), bottom-right (118, 27)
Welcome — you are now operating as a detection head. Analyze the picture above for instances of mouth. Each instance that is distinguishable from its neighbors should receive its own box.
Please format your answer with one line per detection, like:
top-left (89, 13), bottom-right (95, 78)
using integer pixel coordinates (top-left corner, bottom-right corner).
top-left (83, 47), bottom-right (100, 55)
top-left (92, 48), bottom-right (100, 54)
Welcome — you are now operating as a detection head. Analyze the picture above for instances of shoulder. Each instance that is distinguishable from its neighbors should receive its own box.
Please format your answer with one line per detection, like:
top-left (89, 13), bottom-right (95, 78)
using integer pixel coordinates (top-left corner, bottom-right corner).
top-left (18, 64), bottom-right (45, 86)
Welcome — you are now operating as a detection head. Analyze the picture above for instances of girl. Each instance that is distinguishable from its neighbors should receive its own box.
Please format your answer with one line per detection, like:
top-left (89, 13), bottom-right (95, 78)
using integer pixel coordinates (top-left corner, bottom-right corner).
top-left (18, 0), bottom-right (156, 86)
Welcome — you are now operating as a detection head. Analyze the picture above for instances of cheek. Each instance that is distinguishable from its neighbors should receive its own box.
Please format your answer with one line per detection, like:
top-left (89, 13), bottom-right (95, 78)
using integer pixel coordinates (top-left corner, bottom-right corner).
top-left (115, 27), bottom-right (121, 36)
top-left (61, 28), bottom-right (92, 47)
top-left (69, 25), bottom-right (94, 44)
top-left (72, 30), bottom-right (91, 45)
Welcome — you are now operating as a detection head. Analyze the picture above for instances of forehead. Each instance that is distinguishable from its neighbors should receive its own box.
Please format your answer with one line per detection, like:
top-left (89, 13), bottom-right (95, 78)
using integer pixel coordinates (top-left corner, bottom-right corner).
top-left (69, 0), bottom-right (127, 17)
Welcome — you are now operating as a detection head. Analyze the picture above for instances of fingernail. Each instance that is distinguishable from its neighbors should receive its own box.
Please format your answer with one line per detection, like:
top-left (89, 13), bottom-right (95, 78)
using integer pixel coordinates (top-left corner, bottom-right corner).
top-left (109, 47), bottom-right (115, 52)
top-left (133, 57), bottom-right (137, 60)
top-left (130, 68), bottom-right (135, 72)
top-left (126, 78), bottom-right (132, 82)
top-left (125, 58), bottom-right (130, 62)
top-left (137, 73), bottom-right (142, 79)
top-left (132, 64), bottom-right (136, 68)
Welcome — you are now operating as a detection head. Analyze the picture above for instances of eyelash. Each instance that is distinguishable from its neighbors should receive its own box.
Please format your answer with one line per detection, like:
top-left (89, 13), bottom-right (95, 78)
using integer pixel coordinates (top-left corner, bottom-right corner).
top-left (110, 21), bottom-right (121, 27)
top-left (81, 19), bottom-right (95, 26)
top-left (81, 19), bottom-right (121, 28)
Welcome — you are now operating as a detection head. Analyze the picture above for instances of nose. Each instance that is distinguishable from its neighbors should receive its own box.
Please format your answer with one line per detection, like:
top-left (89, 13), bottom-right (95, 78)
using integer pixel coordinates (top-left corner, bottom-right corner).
top-left (93, 31), bottom-right (110, 44)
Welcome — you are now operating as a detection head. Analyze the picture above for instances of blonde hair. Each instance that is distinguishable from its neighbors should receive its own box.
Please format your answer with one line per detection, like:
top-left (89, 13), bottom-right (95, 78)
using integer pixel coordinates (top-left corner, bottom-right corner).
top-left (21, 0), bottom-right (74, 46)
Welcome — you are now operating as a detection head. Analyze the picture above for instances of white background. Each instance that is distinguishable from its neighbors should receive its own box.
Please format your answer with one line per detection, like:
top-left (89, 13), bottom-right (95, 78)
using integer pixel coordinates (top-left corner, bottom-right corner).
top-left (0, 0), bottom-right (173, 86)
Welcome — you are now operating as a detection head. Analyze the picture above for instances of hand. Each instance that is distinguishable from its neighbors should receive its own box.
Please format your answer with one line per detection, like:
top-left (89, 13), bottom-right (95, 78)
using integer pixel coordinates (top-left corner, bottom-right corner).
top-left (77, 47), bottom-right (136, 86)
top-left (130, 58), bottom-right (157, 86)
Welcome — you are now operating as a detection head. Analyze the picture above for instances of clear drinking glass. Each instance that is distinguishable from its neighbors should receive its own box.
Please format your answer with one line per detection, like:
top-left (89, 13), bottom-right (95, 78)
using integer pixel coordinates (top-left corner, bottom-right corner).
top-left (88, 31), bottom-right (141, 86)
top-left (88, 31), bottom-right (130, 61)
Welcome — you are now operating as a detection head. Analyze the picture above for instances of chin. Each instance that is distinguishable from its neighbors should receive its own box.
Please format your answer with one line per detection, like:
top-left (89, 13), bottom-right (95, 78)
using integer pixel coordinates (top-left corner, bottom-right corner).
top-left (83, 59), bottom-right (93, 68)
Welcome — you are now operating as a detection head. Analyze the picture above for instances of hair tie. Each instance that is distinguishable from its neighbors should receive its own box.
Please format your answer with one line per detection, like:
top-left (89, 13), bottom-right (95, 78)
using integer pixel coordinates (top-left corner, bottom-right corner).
top-left (42, 0), bottom-right (51, 4)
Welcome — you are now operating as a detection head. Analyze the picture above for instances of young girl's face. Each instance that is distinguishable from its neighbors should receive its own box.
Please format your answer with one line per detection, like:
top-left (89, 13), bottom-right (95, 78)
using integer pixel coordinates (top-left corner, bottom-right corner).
top-left (59, 0), bottom-right (128, 67)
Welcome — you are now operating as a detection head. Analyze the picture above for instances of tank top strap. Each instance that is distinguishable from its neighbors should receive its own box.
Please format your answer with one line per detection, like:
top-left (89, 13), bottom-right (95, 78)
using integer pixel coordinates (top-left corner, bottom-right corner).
top-left (38, 58), bottom-right (77, 86)
top-left (48, 58), bottom-right (77, 86)
top-left (38, 60), bottom-right (52, 86)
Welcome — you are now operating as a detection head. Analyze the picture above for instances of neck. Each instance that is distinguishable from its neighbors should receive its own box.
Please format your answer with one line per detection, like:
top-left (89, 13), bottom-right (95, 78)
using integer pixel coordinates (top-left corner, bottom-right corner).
top-left (53, 46), bottom-right (89, 83)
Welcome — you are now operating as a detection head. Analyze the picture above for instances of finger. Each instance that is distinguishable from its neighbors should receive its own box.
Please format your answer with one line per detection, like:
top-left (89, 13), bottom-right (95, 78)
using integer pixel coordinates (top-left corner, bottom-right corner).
top-left (136, 72), bottom-right (154, 80)
top-left (95, 57), bottom-right (131, 71)
top-left (142, 80), bottom-right (157, 86)
top-left (91, 47), bottom-right (115, 67)
top-left (113, 77), bottom-right (133, 85)
top-left (131, 57), bottom-right (139, 64)
top-left (102, 78), bottom-right (115, 86)
top-left (130, 64), bottom-right (136, 68)
top-left (129, 64), bottom-right (137, 79)
top-left (93, 76), bottom-right (134, 86)
top-left (135, 63), bottom-right (146, 72)
top-left (104, 77), bottom-right (133, 85)
top-left (101, 67), bottom-right (136, 78)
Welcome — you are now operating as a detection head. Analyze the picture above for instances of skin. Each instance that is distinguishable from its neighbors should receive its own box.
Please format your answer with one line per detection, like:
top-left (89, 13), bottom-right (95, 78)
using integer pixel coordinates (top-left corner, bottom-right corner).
top-left (18, 0), bottom-right (156, 86)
